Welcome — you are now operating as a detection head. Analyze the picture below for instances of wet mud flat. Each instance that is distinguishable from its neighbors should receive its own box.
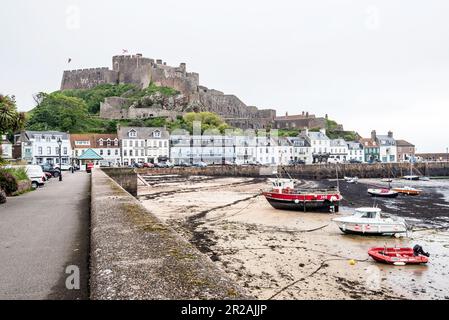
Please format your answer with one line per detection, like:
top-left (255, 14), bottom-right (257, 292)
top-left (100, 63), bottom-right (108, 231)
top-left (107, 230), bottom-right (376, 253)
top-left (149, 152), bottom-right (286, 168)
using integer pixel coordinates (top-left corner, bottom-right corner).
top-left (138, 175), bottom-right (449, 300)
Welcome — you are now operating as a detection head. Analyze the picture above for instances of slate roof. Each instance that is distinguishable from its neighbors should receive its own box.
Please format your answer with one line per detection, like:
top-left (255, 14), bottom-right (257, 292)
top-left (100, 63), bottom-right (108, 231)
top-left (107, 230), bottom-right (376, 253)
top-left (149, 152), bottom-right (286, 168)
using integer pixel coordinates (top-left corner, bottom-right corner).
top-left (117, 127), bottom-right (169, 140)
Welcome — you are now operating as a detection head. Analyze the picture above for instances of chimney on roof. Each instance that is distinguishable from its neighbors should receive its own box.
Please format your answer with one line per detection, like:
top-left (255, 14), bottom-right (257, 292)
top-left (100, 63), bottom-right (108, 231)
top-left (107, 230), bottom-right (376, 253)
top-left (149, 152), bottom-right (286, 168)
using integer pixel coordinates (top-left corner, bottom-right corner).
top-left (371, 130), bottom-right (376, 140)
top-left (285, 112), bottom-right (288, 117)
top-left (388, 130), bottom-right (393, 138)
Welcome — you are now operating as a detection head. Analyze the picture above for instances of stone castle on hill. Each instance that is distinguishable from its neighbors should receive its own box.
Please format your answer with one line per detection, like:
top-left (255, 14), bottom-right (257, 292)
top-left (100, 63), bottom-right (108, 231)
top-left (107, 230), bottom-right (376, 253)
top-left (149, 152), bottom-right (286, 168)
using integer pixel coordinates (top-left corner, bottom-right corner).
top-left (61, 53), bottom-right (330, 130)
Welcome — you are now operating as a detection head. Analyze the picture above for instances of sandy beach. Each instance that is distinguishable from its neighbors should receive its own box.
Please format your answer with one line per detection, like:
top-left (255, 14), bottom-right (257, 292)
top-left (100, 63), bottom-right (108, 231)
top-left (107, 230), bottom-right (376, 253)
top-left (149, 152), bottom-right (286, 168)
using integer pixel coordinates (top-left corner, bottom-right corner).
top-left (138, 175), bottom-right (449, 300)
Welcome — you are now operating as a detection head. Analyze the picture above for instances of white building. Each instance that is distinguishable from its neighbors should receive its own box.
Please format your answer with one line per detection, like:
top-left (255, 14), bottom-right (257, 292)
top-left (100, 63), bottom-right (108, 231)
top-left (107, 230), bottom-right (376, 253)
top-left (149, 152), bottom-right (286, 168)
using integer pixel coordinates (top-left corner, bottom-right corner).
top-left (118, 126), bottom-right (170, 165)
top-left (70, 134), bottom-right (121, 167)
top-left (14, 131), bottom-right (71, 165)
top-left (329, 138), bottom-right (349, 163)
top-left (304, 128), bottom-right (331, 163)
top-left (373, 130), bottom-right (397, 163)
top-left (276, 137), bottom-right (294, 165)
top-left (170, 133), bottom-right (235, 165)
top-left (287, 136), bottom-right (313, 164)
top-left (347, 141), bottom-right (364, 162)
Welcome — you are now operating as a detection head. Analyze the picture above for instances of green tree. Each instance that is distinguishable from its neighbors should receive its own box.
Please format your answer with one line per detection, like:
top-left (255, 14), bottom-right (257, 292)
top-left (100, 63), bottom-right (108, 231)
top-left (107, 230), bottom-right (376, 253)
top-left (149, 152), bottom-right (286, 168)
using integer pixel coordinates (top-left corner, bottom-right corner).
top-left (0, 94), bottom-right (25, 158)
top-left (60, 83), bottom-right (136, 114)
top-left (183, 112), bottom-right (230, 134)
top-left (26, 92), bottom-right (89, 132)
top-left (0, 95), bottom-right (25, 133)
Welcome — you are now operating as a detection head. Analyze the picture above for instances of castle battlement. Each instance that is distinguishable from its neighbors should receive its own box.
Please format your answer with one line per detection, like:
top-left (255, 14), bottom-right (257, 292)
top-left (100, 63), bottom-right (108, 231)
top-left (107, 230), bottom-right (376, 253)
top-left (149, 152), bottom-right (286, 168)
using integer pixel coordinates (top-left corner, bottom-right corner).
top-left (63, 67), bottom-right (110, 74)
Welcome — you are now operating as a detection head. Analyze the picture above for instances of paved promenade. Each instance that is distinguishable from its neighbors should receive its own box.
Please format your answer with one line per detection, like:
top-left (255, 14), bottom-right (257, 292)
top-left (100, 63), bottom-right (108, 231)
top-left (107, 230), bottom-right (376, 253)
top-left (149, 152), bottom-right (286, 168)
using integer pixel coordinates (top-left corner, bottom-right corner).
top-left (0, 172), bottom-right (90, 299)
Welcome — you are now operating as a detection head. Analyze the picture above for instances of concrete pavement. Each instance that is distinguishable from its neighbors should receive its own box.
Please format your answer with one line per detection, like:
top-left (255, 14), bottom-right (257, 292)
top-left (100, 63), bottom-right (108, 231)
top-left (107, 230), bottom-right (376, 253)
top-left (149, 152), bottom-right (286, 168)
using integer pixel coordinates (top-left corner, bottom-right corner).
top-left (0, 171), bottom-right (90, 299)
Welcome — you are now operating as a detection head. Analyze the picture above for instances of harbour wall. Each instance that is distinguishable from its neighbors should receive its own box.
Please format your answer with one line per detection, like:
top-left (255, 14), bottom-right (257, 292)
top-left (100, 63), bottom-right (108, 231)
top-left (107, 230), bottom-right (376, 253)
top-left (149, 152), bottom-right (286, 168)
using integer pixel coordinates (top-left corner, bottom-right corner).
top-left (90, 168), bottom-right (249, 299)
top-left (136, 162), bottom-right (449, 180)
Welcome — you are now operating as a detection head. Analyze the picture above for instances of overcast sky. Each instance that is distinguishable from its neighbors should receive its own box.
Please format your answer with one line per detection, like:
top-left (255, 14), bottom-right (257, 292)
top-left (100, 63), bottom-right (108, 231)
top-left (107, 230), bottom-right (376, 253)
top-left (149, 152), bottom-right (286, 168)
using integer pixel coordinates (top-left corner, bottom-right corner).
top-left (1, 0), bottom-right (448, 152)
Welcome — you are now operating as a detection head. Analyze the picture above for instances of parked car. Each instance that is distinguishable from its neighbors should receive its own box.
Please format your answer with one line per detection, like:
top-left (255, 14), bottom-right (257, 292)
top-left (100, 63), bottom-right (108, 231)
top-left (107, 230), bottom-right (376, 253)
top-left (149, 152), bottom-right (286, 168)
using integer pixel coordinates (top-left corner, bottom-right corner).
top-left (193, 161), bottom-right (208, 168)
top-left (246, 160), bottom-right (262, 166)
top-left (43, 172), bottom-right (52, 181)
top-left (54, 164), bottom-right (73, 171)
top-left (327, 158), bottom-right (343, 164)
top-left (143, 162), bottom-right (154, 168)
top-left (41, 163), bottom-right (61, 177)
top-left (349, 159), bottom-right (362, 164)
top-left (155, 162), bottom-right (168, 168)
top-left (288, 159), bottom-right (306, 165)
top-left (178, 161), bottom-right (192, 167)
top-left (25, 165), bottom-right (46, 189)
top-left (132, 162), bottom-right (143, 168)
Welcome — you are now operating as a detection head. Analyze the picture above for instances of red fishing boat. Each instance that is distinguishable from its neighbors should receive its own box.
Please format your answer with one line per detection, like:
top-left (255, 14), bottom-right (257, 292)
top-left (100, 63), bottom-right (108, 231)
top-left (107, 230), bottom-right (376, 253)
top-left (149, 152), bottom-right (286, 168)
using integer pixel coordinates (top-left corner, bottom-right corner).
top-left (262, 178), bottom-right (342, 212)
top-left (368, 245), bottom-right (429, 265)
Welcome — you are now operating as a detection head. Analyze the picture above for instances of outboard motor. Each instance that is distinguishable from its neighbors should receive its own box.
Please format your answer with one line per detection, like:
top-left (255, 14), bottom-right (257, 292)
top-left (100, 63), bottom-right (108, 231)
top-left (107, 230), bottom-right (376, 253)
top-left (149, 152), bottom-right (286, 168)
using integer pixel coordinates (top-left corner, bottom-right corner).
top-left (413, 244), bottom-right (430, 257)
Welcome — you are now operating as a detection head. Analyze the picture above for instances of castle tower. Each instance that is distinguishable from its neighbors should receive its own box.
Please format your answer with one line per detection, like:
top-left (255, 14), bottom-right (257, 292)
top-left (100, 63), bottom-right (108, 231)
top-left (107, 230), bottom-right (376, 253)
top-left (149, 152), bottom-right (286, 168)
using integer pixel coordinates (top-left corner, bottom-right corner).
top-left (112, 54), bottom-right (152, 88)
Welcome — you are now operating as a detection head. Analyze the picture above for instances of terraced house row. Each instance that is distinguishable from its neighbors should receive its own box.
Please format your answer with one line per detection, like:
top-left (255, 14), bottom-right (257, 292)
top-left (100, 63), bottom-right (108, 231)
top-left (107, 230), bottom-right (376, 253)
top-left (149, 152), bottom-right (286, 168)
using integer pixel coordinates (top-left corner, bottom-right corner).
top-left (9, 127), bottom-right (415, 168)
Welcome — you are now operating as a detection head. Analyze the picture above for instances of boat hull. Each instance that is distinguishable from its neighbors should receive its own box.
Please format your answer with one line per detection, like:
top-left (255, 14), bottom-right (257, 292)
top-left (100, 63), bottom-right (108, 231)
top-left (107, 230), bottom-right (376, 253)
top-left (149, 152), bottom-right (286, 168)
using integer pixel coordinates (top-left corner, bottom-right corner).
top-left (392, 188), bottom-right (421, 196)
top-left (263, 192), bottom-right (341, 212)
top-left (334, 221), bottom-right (407, 235)
top-left (367, 190), bottom-right (399, 198)
top-left (368, 247), bottom-right (428, 265)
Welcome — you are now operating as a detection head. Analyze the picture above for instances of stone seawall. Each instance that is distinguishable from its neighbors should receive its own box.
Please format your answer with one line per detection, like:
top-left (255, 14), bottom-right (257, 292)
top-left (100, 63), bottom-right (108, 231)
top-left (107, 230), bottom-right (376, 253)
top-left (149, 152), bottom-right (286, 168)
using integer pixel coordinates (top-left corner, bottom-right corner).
top-left (136, 162), bottom-right (449, 179)
top-left (90, 169), bottom-right (249, 299)
top-left (101, 167), bottom-right (137, 196)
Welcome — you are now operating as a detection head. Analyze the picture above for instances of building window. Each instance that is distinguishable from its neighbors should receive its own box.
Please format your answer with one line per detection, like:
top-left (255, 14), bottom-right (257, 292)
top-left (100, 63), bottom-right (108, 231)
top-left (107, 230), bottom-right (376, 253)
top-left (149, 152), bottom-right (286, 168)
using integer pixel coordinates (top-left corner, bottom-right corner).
top-left (128, 130), bottom-right (137, 138)
top-left (153, 130), bottom-right (161, 138)
top-left (47, 147), bottom-right (51, 155)
top-left (63, 147), bottom-right (67, 155)
top-left (107, 150), bottom-right (111, 156)
top-left (115, 149), bottom-right (118, 155)
top-left (123, 150), bottom-right (127, 156)
top-left (45, 137), bottom-right (51, 142)
top-left (38, 147), bottom-right (42, 155)
top-left (99, 149), bottom-right (103, 155)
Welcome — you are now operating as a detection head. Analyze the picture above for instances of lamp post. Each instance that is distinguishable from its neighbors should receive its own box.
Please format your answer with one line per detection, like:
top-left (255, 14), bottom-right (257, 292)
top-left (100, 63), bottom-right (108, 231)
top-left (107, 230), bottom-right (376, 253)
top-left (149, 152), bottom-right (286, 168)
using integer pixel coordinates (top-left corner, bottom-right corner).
top-left (57, 137), bottom-right (62, 182)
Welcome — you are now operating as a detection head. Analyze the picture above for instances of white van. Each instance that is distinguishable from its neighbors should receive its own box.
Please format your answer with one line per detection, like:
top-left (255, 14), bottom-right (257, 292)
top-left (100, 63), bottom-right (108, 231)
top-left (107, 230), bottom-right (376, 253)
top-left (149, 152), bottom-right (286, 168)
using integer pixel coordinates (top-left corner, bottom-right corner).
top-left (25, 165), bottom-right (46, 189)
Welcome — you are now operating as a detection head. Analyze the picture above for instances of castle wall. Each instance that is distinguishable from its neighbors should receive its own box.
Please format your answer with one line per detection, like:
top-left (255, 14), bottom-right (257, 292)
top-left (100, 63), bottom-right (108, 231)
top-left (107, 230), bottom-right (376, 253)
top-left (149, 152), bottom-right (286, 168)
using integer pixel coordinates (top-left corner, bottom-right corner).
top-left (61, 68), bottom-right (118, 90)
top-left (274, 117), bottom-right (326, 129)
top-left (127, 107), bottom-right (179, 120)
top-left (99, 97), bottom-right (131, 119)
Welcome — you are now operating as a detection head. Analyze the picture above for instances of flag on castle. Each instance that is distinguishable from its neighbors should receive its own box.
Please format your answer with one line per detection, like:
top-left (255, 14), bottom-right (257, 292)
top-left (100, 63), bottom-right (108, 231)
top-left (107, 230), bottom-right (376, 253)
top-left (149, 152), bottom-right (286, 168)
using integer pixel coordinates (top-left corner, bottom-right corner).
top-left (67, 58), bottom-right (72, 64)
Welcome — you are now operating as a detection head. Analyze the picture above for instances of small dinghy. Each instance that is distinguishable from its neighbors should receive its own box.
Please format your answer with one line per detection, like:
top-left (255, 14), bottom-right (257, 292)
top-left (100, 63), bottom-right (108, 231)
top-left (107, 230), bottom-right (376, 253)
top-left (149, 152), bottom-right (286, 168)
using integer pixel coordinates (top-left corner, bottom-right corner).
top-left (367, 188), bottom-right (399, 198)
top-left (344, 176), bottom-right (358, 183)
top-left (332, 207), bottom-right (407, 235)
top-left (368, 245), bottom-right (429, 265)
top-left (381, 178), bottom-right (393, 183)
top-left (403, 175), bottom-right (420, 181)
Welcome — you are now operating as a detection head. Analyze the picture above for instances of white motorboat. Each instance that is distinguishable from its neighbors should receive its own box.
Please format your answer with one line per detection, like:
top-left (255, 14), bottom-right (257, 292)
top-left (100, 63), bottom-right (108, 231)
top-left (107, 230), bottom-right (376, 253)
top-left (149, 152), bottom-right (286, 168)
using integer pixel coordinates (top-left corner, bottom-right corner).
top-left (344, 176), bottom-right (358, 183)
top-left (403, 175), bottom-right (420, 181)
top-left (381, 178), bottom-right (393, 183)
top-left (332, 207), bottom-right (407, 236)
top-left (367, 188), bottom-right (399, 198)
